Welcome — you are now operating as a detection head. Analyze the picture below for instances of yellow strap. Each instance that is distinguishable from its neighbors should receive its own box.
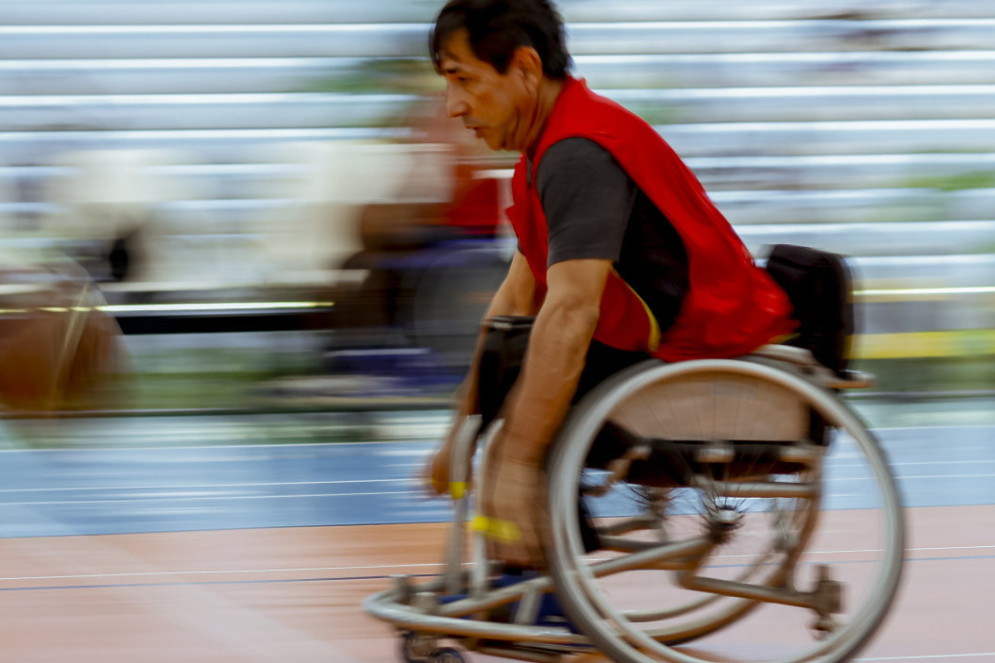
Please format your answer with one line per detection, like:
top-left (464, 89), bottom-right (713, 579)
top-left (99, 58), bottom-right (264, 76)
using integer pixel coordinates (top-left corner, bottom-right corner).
top-left (770, 332), bottom-right (798, 345)
top-left (614, 270), bottom-right (662, 352)
top-left (449, 481), bottom-right (467, 500)
top-left (472, 516), bottom-right (522, 544)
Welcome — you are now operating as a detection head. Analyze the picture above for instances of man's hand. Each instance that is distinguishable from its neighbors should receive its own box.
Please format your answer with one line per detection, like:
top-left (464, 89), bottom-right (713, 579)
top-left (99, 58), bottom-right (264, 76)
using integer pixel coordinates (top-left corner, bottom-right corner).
top-left (425, 442), bottom-right (452, 496)
top-left (424, 423), bottom-right (550, 571)
top-left (471, 258), bottom-right (612, 568)
top-left (423, 414), bottom-right (477, 497)
top-left (476, 428), bottom-right (549, 569)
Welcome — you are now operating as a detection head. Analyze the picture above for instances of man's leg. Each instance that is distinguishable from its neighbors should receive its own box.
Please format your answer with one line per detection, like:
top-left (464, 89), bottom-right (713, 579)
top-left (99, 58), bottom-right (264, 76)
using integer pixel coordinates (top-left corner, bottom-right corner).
top-left (569, 342), bottom-right (649, 552)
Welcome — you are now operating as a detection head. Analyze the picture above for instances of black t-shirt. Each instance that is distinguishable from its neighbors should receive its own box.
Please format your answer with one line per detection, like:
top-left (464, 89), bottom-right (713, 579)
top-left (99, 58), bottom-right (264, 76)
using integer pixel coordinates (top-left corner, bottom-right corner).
top-left (530, 137), bottom-right (690, 332)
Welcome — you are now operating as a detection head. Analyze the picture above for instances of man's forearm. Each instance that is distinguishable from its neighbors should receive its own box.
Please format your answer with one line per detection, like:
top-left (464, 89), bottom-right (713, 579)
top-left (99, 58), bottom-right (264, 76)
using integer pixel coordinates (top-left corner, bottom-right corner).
top-left (500, 297), bottom-right (601, 463)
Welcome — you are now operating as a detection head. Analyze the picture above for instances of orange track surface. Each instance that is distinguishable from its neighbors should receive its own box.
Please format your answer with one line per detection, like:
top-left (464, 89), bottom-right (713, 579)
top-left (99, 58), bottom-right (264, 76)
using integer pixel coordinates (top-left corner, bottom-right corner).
top-left (2, 507), bottom-right (993, 662)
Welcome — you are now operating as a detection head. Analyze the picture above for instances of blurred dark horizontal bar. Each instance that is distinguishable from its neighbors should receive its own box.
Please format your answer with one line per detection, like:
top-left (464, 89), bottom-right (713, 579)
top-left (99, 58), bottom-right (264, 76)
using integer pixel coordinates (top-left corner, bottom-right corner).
top-left (112, 306), bottom-right (330, 334)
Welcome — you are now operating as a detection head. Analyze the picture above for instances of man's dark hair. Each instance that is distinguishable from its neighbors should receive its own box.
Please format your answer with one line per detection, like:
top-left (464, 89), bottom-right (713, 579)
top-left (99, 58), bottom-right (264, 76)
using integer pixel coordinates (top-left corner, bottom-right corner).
top-left (430, 0), bottom-right (570, 80)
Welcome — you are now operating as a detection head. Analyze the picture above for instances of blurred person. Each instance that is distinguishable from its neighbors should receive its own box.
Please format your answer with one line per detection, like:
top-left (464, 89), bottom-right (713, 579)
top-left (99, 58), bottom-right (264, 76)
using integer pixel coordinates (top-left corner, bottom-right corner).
top-left (330, 94), bottom-right (504, 355)
top-left (423, 0), bottom-right (795, 570)
top-left (356, 93), bottom-right (503, 255)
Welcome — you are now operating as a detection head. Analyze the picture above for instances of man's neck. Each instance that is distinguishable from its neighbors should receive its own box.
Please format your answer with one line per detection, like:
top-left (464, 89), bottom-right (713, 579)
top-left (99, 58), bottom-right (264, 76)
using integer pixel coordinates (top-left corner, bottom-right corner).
top-left (520, 77), bottom-right (566, 157)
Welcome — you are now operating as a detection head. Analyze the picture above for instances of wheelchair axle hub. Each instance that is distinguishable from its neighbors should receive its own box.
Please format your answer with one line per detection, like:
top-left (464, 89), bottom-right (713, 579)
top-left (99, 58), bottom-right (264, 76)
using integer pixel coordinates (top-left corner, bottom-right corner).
top-left (707, 504), bottom-right (744, 542)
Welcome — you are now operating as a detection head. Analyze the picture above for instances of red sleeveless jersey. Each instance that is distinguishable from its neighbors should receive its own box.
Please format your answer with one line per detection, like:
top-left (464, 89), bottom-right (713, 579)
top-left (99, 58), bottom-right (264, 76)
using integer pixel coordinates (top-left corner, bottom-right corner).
top-left (507, 77), bottom-right (794, 361)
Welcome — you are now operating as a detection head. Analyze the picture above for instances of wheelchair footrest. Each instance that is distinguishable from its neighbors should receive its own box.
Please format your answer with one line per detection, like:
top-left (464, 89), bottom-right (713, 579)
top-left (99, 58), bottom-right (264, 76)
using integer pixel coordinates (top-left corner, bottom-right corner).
top-left (438, 573), bottom-right (580, 634)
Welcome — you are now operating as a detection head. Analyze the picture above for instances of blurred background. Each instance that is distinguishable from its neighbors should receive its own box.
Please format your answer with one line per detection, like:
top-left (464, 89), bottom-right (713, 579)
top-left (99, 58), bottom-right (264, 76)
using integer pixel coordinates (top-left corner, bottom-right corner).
top-left (0, 3), bottom-right (993, 661)
top-left (0, 0), bottom-right (993, 436)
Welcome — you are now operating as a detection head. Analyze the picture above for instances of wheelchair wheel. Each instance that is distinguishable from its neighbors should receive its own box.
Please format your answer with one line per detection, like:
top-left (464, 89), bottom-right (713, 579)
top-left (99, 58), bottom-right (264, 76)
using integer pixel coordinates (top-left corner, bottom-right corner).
top-left (546, 357), bottom-right (905, 663)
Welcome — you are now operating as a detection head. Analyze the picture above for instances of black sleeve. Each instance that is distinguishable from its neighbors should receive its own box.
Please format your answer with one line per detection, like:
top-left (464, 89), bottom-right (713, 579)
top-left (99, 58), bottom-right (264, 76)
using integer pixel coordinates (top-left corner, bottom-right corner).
top-left (536, 137), bottom-right (636, 267)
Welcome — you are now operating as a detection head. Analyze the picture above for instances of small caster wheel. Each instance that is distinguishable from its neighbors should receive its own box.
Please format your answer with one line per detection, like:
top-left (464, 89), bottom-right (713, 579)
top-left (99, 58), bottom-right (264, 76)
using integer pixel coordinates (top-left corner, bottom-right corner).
top-left (430, 647), bottom-right (466, 663)
top-left (398, 631), bottom-right (434, 663)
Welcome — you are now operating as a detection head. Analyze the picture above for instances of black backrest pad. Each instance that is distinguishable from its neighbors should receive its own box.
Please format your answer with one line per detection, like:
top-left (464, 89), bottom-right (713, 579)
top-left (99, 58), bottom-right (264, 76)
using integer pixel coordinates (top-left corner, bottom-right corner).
top-left (764, 244), bottom-right (855, 376)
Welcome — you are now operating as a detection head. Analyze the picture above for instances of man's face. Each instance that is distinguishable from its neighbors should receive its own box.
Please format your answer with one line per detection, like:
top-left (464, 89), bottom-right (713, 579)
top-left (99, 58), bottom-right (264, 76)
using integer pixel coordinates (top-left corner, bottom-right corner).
top-left (437, 29), bottom-right (534, 152)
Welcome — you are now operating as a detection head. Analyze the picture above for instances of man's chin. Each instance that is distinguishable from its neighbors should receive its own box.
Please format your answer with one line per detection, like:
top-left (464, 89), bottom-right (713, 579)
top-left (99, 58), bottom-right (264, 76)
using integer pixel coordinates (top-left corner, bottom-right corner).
top-left (483, 134), bottom-right (504, 151)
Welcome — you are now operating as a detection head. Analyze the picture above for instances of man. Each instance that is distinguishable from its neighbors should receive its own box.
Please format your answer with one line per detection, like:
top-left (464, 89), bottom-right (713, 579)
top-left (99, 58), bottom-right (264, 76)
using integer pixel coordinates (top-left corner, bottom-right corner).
top-left (424, 0), bottom-right (795, 569)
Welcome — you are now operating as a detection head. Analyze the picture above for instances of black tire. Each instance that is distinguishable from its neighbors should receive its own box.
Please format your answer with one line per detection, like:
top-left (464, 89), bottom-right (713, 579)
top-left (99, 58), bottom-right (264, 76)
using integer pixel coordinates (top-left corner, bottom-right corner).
top-left (429, 646), bottom-right (466, 663)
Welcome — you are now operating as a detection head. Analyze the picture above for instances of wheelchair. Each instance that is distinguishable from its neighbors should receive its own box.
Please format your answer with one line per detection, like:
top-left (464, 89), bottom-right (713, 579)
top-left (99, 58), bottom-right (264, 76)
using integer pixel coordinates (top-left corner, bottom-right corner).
top-left (364, 250), bottom-right (906, 663)
top-left (326, 237), bottom-right (512, 384)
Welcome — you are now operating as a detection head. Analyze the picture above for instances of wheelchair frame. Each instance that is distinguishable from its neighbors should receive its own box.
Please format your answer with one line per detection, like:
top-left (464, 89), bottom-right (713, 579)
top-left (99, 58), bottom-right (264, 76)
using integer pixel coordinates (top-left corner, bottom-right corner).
top-left (363, 345), bottom-right (905, 663)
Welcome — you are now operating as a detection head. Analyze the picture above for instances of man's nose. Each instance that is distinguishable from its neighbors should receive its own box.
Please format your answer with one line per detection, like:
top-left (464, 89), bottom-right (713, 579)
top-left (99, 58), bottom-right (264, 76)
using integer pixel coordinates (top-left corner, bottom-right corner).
top-left (446, 88), bottom-right (469, 118)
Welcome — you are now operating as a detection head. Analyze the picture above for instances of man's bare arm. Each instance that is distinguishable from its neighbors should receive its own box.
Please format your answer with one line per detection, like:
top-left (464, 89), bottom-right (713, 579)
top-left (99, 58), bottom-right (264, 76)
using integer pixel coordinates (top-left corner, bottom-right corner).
top-left (487, 249), bottom-right (540, 319)
top-left (499, 258), bottom-right (613, 463)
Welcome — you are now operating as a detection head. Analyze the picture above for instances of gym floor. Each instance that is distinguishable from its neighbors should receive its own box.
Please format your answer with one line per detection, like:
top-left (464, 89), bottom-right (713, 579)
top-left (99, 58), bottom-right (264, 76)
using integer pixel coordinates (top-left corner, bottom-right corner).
top-left (1, 419), bottom-right (993, 662)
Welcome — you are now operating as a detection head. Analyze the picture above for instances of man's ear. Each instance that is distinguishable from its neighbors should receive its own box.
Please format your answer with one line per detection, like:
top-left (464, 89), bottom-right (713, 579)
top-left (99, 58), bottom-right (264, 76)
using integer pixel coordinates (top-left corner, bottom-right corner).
top-left (509, 46), bottom-right (543, 89)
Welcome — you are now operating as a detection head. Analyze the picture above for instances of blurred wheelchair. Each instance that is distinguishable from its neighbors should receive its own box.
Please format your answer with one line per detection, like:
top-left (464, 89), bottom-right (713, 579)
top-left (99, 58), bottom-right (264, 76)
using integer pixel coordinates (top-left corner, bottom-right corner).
top-left (364, 246), bottom-right (905, 663)
top-left (326, 235), bottom-right (512, 389)
top-left (325, 190), bottom-right (512, 391)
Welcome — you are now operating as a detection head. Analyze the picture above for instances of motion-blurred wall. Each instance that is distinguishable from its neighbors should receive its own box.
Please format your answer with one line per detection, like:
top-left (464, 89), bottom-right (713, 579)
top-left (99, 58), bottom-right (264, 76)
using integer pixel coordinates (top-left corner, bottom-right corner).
top-left (0, 0), bottom-right (992, 386)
